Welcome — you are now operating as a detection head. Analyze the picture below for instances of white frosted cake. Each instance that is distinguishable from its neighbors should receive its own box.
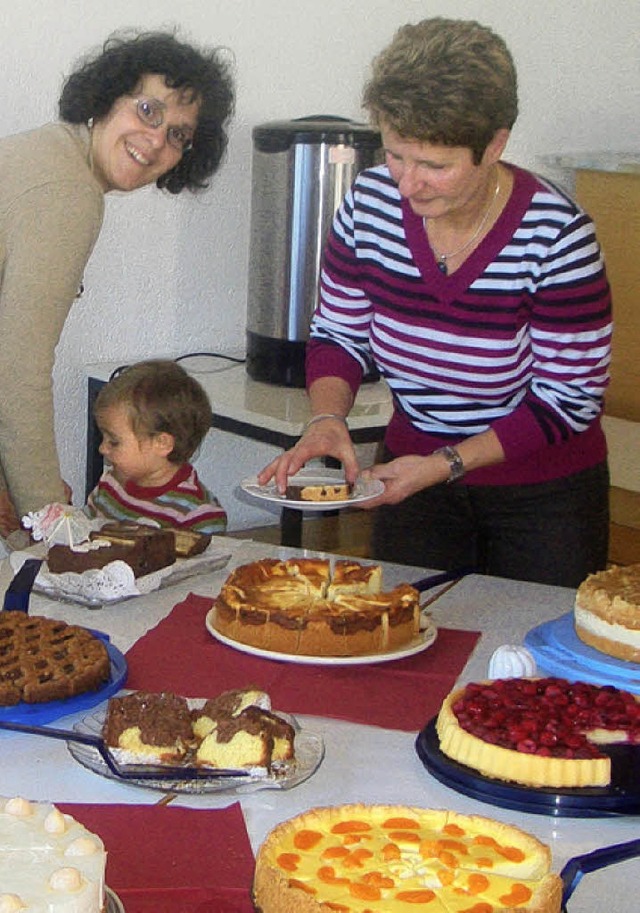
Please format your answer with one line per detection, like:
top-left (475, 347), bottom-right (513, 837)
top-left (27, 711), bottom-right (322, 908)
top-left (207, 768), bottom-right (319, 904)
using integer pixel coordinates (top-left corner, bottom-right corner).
top-left (0, 796), bottom-right (106, 912)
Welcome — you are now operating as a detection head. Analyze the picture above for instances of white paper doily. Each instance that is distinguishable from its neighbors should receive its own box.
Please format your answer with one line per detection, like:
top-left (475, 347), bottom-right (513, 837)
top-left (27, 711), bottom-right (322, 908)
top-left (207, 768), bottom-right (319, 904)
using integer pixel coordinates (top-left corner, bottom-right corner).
top-left (9, 543), bottom-right (232, 608)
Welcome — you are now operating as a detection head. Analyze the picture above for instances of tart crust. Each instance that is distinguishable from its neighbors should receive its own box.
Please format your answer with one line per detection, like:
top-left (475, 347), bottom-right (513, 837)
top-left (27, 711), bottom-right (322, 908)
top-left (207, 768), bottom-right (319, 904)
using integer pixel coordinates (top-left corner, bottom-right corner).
top-left (436, 678), bottom-right (640, 788)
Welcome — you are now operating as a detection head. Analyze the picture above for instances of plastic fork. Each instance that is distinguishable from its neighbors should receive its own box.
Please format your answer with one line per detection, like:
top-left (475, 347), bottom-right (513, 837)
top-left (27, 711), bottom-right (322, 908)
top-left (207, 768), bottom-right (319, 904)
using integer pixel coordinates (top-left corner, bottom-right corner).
top-left (0, 719), bottom-right (250, 781)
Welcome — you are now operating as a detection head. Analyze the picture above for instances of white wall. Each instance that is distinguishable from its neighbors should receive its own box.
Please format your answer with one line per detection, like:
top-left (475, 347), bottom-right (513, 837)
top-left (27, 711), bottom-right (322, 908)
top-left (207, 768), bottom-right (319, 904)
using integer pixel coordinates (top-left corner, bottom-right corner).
top-left (2, 0), bottom-right (638, 530)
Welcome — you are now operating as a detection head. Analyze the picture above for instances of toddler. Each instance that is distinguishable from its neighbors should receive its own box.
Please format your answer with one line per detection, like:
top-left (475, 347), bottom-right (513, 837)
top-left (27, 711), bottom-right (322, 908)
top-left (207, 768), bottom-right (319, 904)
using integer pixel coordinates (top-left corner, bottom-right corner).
top-left (86, 360), bottom-right (227, 535)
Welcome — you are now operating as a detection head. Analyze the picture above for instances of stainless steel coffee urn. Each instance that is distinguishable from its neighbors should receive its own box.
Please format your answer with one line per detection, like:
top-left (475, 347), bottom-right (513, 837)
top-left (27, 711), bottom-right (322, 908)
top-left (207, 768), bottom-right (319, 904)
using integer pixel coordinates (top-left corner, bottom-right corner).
top-left (246, 116), bottom-right (381, 387)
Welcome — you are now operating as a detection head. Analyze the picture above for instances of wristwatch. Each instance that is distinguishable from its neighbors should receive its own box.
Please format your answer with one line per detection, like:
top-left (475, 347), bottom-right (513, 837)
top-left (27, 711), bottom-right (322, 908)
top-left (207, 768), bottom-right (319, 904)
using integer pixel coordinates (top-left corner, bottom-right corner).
top-left (433, 446), bottom-right (466, 484)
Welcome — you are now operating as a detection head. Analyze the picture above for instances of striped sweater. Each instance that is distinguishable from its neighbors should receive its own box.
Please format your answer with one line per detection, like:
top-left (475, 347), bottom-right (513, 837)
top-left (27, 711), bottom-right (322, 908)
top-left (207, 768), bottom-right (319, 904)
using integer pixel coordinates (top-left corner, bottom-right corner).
top-left (307, 163), bottom-right (612, 486)
top-left (86, 463), bottom-right (227, 535)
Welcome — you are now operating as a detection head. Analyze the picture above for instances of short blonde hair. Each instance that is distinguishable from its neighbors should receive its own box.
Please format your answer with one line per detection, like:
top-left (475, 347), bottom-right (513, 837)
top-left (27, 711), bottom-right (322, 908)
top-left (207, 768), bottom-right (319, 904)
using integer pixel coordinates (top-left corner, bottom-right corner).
top-left (363, 17), bottom-right (518, 163)
top-left (95, 360), bottom-right (211, 463)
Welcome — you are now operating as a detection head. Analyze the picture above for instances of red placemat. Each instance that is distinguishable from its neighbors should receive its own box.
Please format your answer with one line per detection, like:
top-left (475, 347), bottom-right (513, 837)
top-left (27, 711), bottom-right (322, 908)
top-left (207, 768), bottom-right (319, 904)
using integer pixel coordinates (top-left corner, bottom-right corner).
top-left (59, 802), bottom-right (255, 913)
top-left (124, 594), bottom-right (480, 732)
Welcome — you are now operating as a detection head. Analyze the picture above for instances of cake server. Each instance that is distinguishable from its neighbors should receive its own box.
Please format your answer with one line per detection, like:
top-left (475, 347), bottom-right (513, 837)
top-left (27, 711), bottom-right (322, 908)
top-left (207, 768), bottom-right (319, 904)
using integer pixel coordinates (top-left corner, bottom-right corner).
top-left (0, 719), bottom-right (250, 781)
top-left (2, 558), bottom-right (42, 612)
top-left (561, 837), bottom-right (640, 910)
top-left (410, 566), bottom-right (474, 593)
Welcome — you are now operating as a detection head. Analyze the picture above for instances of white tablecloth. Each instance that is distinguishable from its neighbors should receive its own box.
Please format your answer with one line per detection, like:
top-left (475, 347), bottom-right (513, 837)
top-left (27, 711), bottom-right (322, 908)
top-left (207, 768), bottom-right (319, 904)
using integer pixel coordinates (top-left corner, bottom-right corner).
top-left (0, 538), bottom-right (637, 911)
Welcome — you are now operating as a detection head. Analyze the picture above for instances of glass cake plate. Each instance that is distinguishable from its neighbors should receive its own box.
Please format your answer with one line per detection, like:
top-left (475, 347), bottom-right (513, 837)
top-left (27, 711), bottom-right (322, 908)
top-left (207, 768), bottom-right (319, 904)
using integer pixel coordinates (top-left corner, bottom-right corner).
top-left (68, 701), bottom-right (325, 794)
top-left (106, 887), bottom-right (125, 913)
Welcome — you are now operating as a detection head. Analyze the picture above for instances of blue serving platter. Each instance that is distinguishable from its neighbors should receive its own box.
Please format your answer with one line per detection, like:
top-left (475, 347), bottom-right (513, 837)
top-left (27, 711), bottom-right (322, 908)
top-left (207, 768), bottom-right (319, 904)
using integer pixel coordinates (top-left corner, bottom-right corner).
top-left (416, 718), bottom-right (640, 818)
top-left (0, 629), bottom-right (127, 726)
top-left (524, 613), bottom-right (640, 694)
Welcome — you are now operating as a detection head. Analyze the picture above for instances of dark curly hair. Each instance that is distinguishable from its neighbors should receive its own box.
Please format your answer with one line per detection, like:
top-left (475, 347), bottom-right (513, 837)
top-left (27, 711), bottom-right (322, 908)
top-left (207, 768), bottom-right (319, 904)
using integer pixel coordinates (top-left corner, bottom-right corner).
top-left (59, 29), bottom-right (235, 193)
top-left (94, 360), bottom-right (212, 463)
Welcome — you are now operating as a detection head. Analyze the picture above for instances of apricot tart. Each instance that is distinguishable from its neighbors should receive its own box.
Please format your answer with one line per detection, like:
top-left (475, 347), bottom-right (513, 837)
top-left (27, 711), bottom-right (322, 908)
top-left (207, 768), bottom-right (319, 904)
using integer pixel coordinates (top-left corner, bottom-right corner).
top-left (212, 558), bottom-right (420, 657)
top-left (574, 563), bottom-right (640, 662)
top-left (436, 676), bottom-right (640, 788)
top-left (253, 803), bottom-right (562, 913)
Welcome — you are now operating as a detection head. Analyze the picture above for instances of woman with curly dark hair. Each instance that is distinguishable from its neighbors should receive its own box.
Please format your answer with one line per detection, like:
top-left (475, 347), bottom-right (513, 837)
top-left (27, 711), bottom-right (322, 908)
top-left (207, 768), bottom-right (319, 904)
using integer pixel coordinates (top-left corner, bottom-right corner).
top-left (0, 30), bottom-right (234, 545)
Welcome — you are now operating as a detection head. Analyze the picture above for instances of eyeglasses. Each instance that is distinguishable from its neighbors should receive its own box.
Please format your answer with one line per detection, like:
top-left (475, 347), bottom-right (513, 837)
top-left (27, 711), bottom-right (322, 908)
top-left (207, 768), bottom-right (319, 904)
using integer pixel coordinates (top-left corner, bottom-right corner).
top-left (132, 98), bottom-right (194, 154)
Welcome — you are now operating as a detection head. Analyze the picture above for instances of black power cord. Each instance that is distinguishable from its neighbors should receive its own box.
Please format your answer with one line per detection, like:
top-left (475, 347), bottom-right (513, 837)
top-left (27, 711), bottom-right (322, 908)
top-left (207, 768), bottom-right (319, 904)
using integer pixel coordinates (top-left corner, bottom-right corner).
top-left (108, 351), bottom-right (246, 382)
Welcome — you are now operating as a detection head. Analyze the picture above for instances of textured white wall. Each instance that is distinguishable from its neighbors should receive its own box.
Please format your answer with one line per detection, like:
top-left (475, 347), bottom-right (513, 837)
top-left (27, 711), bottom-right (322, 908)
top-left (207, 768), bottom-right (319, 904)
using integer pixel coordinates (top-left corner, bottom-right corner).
top-left (1, 0), bottom-right (638, 530)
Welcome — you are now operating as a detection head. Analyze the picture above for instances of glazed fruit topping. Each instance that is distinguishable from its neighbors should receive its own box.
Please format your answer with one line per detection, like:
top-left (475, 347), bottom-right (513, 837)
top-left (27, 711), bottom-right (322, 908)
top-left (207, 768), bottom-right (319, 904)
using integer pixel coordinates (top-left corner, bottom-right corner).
top-left (453, 677), bottom-right (640, 759)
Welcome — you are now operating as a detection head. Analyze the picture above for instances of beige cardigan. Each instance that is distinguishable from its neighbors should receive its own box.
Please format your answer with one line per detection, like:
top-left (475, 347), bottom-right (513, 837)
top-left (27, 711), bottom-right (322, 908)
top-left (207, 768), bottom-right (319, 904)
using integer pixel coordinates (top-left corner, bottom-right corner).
top-left (0, 122), bottom-right (104, 515)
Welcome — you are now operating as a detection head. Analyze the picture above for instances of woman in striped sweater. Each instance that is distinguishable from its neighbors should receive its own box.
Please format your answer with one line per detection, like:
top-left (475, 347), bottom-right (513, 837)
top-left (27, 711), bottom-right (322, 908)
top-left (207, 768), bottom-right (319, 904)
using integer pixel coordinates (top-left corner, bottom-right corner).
top-left (260, 18), bottom-right (612, 587)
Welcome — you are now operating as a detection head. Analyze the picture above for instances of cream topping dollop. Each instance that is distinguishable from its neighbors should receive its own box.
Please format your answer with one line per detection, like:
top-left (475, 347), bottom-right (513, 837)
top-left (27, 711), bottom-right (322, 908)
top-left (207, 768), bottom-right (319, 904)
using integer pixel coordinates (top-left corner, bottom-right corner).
top-left (44, 808), bottom-right (67, 834)
top-left (66, 836), bottom-right (100, 856)
top-left (3, 798), bottom-right (32, 818)
top-left (49, 866), bottom-right (84, 891)
top-left (0, 896), bottom-right (27, 913)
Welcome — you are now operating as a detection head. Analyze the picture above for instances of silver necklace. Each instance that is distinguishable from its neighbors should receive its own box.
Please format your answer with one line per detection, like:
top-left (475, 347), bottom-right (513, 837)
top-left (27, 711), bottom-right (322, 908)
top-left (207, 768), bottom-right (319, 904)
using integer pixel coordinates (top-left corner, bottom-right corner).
top-left (425, 173), bottom-right (501, 275)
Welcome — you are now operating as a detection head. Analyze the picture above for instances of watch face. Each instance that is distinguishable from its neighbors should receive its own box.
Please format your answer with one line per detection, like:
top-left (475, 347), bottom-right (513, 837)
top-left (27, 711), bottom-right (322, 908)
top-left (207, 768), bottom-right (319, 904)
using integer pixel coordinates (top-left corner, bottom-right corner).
top-left (436, 446), bottom-right (465, 482)
top-left (449, 451), bottom-right (465, 481)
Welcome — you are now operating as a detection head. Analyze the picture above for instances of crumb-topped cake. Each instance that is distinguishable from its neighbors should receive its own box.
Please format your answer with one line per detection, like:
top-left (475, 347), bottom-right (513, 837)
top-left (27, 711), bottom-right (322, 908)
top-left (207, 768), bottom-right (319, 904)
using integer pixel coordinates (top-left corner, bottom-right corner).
top-left (196, 705), bottom-right (295, 769)
top-left (0, 612), bottom-right (111, 706)
top-left (102, 691), bottom-right (195, 764)
top-left (574, 563), bottom-right (640, 662)
top-left (253, 804), bottom-right (562, 913)
top-left (102, 688), bottom-right (295, 772)
top-left (212, 558), bottom-right (420, 657)
top-left (436, 676), bottom-right (640, 788)
top-left (0, 795), bottom-right (106, 912)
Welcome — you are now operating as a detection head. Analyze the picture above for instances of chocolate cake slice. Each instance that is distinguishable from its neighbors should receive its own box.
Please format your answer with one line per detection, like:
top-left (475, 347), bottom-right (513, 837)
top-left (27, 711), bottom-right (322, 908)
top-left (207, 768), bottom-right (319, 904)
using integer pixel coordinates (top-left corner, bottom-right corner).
top-left (47, 524), bottom-right (176, 577)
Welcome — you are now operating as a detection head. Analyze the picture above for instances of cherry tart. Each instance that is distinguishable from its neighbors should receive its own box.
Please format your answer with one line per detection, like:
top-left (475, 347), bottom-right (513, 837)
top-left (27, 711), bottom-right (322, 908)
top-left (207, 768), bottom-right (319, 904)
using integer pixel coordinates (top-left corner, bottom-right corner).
top-left (436, 676), bottom-right (640, 788)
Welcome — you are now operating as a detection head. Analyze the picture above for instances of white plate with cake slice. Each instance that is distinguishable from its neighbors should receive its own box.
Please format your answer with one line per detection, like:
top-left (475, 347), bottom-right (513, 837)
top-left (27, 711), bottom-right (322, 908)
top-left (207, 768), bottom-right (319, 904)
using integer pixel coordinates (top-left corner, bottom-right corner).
top-left (206, 608), bottom-right (437, 666)
top-left (241, 469), bottom-right (384, 511)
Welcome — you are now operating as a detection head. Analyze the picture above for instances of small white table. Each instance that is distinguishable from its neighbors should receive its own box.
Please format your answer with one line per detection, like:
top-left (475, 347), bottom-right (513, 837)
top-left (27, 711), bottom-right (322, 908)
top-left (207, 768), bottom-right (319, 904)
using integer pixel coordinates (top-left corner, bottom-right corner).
top-left (85, 357), bottom-right (393, 545)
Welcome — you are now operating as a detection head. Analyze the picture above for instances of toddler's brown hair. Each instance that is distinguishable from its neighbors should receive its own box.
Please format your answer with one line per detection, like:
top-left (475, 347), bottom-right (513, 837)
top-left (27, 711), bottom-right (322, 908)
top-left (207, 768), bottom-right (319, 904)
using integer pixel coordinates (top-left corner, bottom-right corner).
top-left (95, 360), bottom-right (211, 463)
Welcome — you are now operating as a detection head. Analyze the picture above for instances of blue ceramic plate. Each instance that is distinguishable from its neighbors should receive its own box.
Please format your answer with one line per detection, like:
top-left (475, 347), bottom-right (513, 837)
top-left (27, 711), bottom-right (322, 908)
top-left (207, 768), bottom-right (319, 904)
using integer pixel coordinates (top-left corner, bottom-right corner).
top-left (524, 613), bottom-right (640, 694)
top-left (415, 718), bottom-right (640, 818)
top-left (0, 629), bottom-right (127, 726)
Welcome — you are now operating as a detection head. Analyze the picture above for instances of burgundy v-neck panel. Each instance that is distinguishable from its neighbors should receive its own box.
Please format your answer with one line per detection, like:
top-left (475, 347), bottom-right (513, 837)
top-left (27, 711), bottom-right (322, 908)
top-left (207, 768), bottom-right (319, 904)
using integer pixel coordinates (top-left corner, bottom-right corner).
top-left (402, 163), bottom-right (538, 299)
